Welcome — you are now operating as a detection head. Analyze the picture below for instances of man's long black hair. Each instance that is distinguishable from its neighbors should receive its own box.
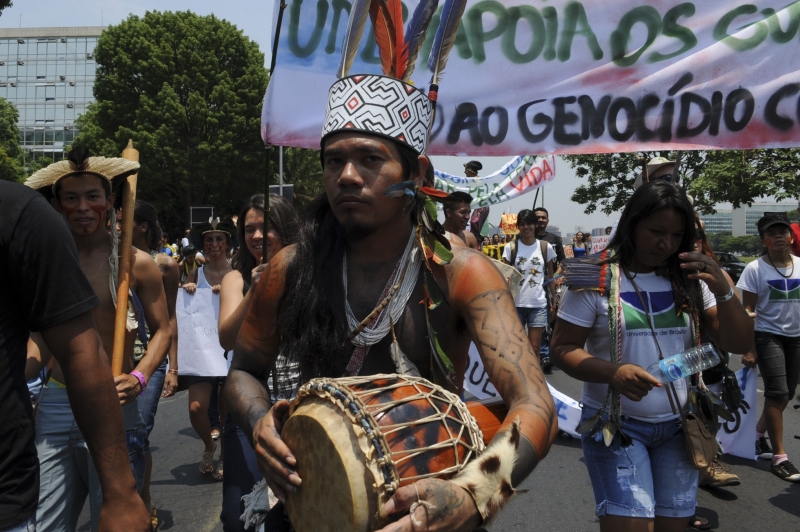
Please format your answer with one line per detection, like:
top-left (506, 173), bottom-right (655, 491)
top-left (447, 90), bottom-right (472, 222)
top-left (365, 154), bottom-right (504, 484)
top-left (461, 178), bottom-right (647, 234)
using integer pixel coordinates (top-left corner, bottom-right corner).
top-left (278, 139), bottom-right (421, 383)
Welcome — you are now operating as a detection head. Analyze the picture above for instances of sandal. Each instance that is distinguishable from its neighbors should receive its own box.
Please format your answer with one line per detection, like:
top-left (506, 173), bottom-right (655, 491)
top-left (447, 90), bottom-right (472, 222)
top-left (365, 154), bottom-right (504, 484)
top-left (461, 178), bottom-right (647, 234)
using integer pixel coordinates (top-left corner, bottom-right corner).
top-left (213, 459), bottom-right (224, 482)
top-left (199, 443), bottom-right (216, 475)
top-left (688, 515), bottom-right (711, 530)
top-left (150, 508), bottom-right (158, 531)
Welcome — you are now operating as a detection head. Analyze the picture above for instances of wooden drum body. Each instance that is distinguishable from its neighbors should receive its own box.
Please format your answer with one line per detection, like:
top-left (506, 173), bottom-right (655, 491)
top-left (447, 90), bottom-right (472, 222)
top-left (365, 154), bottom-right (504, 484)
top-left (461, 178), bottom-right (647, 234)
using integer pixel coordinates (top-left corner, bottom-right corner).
top-left (282, 374), bottom-right (486, 532)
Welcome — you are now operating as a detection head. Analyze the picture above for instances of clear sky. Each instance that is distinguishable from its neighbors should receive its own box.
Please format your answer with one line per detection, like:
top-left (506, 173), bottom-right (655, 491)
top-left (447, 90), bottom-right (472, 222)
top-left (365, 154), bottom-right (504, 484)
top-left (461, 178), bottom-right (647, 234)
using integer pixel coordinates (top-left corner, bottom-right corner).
top-left (0, 0), bottom-right (622, 233)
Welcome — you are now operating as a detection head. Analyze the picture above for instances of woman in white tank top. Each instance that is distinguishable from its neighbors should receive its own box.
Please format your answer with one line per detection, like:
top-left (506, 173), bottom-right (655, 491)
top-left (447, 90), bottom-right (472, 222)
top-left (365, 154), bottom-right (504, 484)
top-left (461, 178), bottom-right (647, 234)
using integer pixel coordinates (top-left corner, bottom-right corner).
top-left (182, 224), bottom-right (232, 479)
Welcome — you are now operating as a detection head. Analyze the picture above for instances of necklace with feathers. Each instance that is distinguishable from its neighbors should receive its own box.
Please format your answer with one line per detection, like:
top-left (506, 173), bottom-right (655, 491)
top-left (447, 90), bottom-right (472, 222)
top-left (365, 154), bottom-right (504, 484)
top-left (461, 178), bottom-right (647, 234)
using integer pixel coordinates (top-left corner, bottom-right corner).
top-left (335, 0), bottom-right (467, 387)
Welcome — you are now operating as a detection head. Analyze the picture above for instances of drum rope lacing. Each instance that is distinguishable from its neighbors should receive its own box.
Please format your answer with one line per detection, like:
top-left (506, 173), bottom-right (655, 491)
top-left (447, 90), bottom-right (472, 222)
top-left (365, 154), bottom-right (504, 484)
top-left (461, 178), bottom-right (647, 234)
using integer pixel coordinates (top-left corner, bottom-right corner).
top-left (297, 375), bottom-right (486, 494)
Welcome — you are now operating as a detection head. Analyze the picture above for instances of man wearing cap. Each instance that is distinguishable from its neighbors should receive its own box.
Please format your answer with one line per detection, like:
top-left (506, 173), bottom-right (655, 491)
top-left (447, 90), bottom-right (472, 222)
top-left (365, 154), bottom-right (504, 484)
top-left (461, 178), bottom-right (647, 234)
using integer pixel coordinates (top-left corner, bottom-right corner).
top-left (24, 149), bottom-right (171, 531)
top-left (464, 160), bottom-right (482, 177)
top-left (442, 191), bottom-right (480, 250)
top-left (227, 72), bottom-right (556, 530)
top-left (738, 212), bottom-right (800, 482)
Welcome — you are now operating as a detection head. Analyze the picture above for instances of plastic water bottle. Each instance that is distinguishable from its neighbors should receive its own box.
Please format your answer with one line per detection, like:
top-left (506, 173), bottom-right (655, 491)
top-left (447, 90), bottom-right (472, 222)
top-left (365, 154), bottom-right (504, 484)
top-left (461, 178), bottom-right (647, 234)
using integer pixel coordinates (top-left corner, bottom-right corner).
top-left (645, 343), bottom-right (721, 384)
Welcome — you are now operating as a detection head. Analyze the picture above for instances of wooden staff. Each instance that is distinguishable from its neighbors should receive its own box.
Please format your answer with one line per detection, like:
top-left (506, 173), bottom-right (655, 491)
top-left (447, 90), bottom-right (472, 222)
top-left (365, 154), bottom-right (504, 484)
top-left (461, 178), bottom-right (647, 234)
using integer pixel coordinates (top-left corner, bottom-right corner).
top-left (111, 139), bottom-right (139, 377)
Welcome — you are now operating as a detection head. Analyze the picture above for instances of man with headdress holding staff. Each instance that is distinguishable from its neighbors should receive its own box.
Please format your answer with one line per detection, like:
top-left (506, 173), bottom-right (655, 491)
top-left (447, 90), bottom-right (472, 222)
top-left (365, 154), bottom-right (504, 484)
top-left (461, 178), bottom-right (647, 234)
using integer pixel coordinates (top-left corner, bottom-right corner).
top-left (24, 149), bottom-right (171, 531)
top-left (227, 0), bottom-right (557, 530)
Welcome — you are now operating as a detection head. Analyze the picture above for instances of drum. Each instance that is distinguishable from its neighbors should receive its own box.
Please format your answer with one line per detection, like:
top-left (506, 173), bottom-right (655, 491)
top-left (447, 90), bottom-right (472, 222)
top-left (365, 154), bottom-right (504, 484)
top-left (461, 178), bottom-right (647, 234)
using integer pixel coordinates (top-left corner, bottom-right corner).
top-left (281, 374), bottom-right (486, 532)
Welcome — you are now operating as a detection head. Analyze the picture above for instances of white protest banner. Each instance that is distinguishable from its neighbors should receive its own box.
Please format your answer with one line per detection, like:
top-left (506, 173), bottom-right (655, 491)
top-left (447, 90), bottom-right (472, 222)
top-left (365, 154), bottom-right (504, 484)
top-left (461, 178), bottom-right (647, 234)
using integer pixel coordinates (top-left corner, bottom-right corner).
top-left (263, 0), bottom-right (800, 155)
top-left (591, 236), bottom-right (611, 254)
top-left (176, 288), bottom-right (229, 377)
top-left (465, 345), bottom-right (759, 452)
top-left (464, 343), bottom-right (581, 437)
top-left (433, 155), bottom-right (556, 207)
top-left (717, 367), bottom-right (758, 460)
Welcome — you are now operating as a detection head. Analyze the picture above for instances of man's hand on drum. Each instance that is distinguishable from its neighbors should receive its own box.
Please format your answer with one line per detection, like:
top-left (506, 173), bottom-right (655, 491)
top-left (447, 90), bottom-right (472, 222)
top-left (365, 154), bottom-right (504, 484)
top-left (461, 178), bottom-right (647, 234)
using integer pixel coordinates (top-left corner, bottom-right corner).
top-left (375, 479), bottom-right (481, 532)
top-left (252, 400), bottom-right (302, 501)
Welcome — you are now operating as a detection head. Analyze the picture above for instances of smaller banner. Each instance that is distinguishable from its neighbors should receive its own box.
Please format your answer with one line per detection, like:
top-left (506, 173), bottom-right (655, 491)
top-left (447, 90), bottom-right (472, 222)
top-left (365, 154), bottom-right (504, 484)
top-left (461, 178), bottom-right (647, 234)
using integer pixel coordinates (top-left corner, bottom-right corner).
top-left (464, 345), bottom-right (758, 458)
top-left (434, 156), bottom-right (556, 208)
top-left (591, 236), bottom-right (612, 254)
top-left (500, 213), bottom-right (519, 235)
top-left (717, 367), bottom-right (758, 460)
top-left (176, 288), bottom-right (229, 377)
top-left (564, 245), bottom-right (574, 259)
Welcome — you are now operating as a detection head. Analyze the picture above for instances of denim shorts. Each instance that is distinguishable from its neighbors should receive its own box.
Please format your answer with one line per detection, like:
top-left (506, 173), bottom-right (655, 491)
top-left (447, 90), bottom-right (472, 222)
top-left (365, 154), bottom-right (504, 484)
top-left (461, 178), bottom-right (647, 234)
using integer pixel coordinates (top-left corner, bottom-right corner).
top-left (579, 407), bottom-right (698, 519)
top-left (517, 306), bottom-right (548, 329)
top-left (755, 331), bottom-right (800, 401)
top-left (137, 360), bottom-right (167, 437)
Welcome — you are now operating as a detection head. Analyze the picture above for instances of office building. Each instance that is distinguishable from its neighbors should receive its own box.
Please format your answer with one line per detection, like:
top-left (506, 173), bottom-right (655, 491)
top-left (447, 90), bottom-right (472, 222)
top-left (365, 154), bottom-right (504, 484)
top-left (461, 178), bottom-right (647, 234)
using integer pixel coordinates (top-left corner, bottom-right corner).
top-left (700, 210), bottom-right (733, 234)
top-left (0, 27), bottom-right (104, 164)
top-left (701, 201), bottom-right (795, 236)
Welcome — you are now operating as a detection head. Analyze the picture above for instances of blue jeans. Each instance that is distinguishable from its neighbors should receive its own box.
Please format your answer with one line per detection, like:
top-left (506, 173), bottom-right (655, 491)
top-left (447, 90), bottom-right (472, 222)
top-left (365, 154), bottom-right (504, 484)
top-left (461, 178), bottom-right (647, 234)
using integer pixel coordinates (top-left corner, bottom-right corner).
top-left (220, 415), bottom-right (263, 531)
top-left (0, 515), bottom-right (35, 532)
top-left (36, 387), bottom-right (147, 532)
top-left (517, 306), bottom-right (548, 328)
top-left (579, 407), bottom-right (698, 519)
top-left (137, 360), bottom-right (167, 438)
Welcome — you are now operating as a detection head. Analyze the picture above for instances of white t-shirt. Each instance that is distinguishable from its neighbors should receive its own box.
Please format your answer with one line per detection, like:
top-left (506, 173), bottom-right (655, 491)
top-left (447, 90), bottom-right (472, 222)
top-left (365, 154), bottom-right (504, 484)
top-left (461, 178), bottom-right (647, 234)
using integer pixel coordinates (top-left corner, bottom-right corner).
top-left (558, 272), bottom-right (716, 422)
top-left (502, 239), bottom-right (557, 308)
top-left (736, 255), bottom-right (800, 337)
top-left (181, 237), bottom-right (190, 248)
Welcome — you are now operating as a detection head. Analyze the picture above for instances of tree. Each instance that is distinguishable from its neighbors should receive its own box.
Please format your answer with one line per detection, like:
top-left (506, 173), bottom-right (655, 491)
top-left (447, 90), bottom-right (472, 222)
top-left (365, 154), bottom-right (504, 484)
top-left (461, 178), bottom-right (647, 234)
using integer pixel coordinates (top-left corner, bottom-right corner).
top-left (72, 11), bottom-right (269, 237)
top-left (0, 97), bottom-right (25, 182)
top-left (563, 150), bottom-right (800, 216)
top-left (0, 2), bottom-right (12, 18)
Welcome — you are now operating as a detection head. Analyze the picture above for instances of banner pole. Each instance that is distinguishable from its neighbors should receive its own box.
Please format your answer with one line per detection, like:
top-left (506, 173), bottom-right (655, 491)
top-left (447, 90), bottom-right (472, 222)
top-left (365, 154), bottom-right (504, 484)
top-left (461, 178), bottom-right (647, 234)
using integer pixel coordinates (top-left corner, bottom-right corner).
top-left (263, 1), bottom-right (288, 264)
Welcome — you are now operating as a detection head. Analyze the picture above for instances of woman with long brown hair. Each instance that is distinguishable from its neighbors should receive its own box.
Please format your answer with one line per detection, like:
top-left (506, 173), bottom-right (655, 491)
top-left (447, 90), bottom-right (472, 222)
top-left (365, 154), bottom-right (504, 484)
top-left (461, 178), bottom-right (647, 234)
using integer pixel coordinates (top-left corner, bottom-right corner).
top-left (218, 194), bottom-right (298, 531)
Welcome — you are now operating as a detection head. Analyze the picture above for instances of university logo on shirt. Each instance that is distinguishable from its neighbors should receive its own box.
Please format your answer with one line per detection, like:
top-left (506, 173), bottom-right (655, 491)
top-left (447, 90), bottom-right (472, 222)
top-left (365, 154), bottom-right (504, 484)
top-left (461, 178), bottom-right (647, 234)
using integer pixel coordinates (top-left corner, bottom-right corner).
top-left (767, 279), bottom-right (800, 300)
top-left (621, 290), bottom-right (686, 330)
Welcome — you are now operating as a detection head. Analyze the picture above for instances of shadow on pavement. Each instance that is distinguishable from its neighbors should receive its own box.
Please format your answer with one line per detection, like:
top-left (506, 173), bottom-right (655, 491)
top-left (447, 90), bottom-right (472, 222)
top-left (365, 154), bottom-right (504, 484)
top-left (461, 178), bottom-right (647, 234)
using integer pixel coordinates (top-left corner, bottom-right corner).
top-left (150, 462), bottom-right (218, 487)
top-left (154, 508), bottom-right (175, 530)
top-left (700, 485), bottom-right (738, 501)
top-left (769, 485), bottom-right (800, 518)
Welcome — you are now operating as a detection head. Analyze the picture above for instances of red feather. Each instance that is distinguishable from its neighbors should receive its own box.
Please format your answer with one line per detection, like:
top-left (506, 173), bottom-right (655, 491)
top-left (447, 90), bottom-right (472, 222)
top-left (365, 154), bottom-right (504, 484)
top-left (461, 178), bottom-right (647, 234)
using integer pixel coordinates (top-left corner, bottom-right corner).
top-left (389, 0), bottom-right (408, 79)
top-left (419, 186), bottom-right (450, 198)
top-left (369, 0), bottom-right (407, 78)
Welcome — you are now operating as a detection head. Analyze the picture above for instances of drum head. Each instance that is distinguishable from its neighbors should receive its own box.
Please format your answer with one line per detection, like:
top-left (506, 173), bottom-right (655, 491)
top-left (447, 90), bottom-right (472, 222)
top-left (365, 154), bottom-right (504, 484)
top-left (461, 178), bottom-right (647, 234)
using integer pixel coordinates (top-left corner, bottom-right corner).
top-left (283, 397), bottom-right (377, 532)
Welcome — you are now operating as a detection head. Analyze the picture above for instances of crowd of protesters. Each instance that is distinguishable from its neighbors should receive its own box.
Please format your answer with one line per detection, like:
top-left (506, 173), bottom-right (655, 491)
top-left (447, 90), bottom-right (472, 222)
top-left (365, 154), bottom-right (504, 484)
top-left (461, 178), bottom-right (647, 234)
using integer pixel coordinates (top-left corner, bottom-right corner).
top-left (1, 151), bottom-right (798, 532)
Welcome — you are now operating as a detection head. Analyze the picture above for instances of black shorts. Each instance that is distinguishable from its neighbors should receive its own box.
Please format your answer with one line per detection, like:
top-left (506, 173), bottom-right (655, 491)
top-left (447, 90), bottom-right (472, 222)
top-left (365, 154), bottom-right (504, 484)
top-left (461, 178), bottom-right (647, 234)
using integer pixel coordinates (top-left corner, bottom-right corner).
top-left (755, 331), bottom-right (800, 402)
top-left (182, 376), bottom-right (226, 388)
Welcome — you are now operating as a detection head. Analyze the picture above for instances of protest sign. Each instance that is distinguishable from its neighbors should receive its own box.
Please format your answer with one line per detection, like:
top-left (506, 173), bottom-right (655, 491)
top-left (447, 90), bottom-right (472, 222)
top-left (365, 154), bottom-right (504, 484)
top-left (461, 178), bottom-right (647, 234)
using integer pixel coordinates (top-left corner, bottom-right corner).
top-left (176, 288), bottom-right (229, 377)
top-left (591, 236), bottom-right (611, 253)
top-left (500, 213), bottom-right (519, 235)
top-left (264, 0), bottom-right (800, 155)
top-left (464, 345), bottom-right (758, 457)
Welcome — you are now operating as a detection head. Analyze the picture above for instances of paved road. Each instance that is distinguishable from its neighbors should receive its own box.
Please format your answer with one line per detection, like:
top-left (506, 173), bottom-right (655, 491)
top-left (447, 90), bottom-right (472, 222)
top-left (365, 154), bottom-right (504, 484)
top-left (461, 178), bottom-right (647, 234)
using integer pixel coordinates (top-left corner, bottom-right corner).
top-left (79, 355), bottom-right (800, 531)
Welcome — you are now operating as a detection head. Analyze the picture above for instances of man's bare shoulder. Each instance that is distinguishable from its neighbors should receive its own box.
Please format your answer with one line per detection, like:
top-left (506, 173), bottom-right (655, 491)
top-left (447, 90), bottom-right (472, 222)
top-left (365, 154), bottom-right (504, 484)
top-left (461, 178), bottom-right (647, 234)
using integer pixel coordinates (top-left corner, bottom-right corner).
top-left (438, 245), bottom-right (508, 305)
top-left (131, 247), bottom-right (163, 285)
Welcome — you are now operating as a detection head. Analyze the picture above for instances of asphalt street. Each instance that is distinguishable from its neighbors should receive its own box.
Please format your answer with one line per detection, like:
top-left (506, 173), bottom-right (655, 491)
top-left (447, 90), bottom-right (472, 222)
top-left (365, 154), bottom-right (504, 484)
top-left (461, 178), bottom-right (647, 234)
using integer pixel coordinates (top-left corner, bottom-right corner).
top-left (77, 355), bottom-right (800, 531)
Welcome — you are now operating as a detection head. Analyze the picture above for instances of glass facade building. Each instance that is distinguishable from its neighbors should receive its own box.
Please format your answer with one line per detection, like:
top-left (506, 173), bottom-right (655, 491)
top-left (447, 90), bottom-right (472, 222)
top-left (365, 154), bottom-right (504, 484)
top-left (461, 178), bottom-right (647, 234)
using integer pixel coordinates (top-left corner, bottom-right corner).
top-left (0, 27), bottom-right (105, 164)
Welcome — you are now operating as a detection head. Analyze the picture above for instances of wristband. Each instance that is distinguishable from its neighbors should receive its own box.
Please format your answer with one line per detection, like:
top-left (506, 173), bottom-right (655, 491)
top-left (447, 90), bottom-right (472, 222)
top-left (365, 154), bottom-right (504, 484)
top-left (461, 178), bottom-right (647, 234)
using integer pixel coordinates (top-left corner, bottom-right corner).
top-left (168, 368), bottom-right (179, 375)
top-left (130, 370), bottom-right (147, 395)
top-left (715, 285), bottom-right (735, 303)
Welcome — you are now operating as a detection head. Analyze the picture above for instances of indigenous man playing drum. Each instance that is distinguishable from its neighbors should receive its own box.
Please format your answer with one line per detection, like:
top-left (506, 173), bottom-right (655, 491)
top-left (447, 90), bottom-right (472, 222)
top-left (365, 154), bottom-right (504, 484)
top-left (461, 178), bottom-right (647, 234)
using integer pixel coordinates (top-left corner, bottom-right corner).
top-left (227, 75), bottom-right (557, 532)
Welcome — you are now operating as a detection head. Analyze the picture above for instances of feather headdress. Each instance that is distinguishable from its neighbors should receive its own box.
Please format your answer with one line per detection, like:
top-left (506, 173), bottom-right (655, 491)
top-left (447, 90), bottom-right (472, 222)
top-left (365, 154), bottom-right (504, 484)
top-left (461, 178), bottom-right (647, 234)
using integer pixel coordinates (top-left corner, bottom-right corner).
top-left (25, 148), bottom-right (140, 193)
top-left (323, 0), bottom-right (465, 156)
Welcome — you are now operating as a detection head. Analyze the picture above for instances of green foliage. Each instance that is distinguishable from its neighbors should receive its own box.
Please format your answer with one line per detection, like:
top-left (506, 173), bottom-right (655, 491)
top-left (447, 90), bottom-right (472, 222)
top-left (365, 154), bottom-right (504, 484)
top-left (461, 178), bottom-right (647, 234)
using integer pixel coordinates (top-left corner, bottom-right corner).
top-left (274, 146), bottom-right (325, 212)
top-left (0, 97), bottom-right (25, 182)
top-left (0, 1), bottom-right (12, 17)
top-left (564, 149), bottom-right (800, 216)
top-left (706, 231), bottom-right (761, 254)
top-left (72, 11), bottom-right (270, 236)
